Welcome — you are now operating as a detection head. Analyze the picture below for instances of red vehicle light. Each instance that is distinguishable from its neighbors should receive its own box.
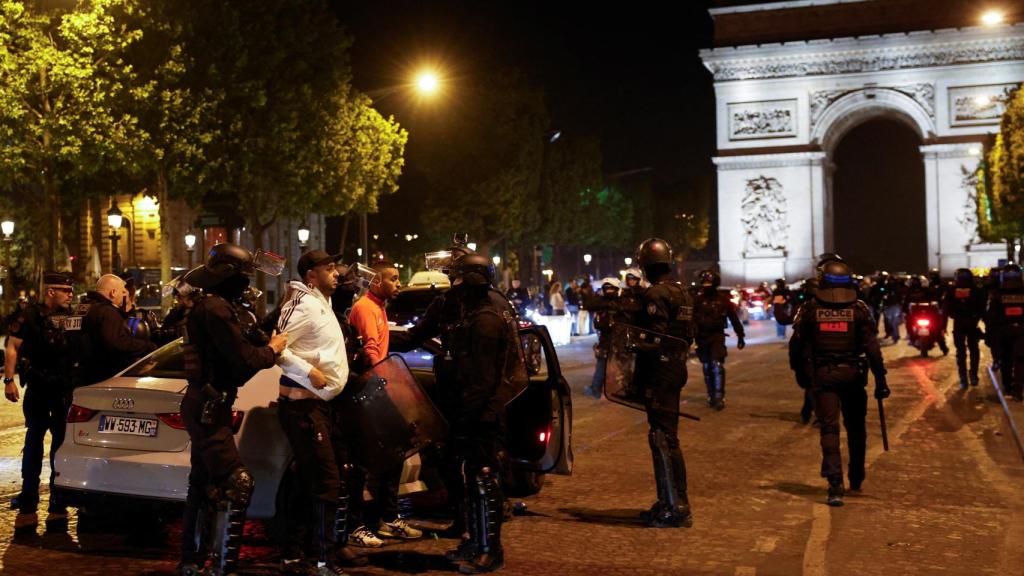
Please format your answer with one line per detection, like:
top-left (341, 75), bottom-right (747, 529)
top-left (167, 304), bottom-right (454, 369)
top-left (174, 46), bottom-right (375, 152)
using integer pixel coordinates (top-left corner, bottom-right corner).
top-left (231, 411), bottom-right (245, 434)
top-left (538, 427), bottom-right (551, 445)
top-left (157, 412), bottom-right (187, 430)
top-left (66, 405), bottom-right (97, 423)
top-left (916, 319), bottom-right (931, 327)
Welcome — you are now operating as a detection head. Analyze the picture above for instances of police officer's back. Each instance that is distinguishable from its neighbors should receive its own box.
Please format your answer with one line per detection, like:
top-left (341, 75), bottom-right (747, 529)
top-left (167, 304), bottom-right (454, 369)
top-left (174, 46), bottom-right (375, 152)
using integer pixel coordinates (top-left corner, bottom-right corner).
top-left (986, 264), bottom-right (1024, 402)
top-left (944, 268), bottom-right (985, 387)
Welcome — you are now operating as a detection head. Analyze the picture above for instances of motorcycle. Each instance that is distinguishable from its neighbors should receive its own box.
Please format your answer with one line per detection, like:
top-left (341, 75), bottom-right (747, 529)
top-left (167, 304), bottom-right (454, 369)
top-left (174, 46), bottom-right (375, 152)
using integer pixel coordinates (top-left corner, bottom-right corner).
top-left (907, 302), bottom-right (943, 357)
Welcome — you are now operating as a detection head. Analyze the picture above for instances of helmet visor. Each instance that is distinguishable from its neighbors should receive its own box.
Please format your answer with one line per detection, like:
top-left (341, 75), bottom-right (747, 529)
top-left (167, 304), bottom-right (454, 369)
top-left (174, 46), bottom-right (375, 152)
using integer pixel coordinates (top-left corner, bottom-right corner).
top-left (353, 263), bottom-right (379, 299)
top-left (253, 249), bottom-right (286, 277)
top-left (424, 250), bottom-right (453, 272)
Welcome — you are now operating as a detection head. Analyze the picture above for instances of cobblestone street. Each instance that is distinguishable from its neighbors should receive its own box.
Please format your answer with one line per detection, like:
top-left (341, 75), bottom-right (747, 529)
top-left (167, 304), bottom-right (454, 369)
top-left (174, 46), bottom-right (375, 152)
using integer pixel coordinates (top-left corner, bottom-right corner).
top-left (0, 320), bottom-right (1022, 575)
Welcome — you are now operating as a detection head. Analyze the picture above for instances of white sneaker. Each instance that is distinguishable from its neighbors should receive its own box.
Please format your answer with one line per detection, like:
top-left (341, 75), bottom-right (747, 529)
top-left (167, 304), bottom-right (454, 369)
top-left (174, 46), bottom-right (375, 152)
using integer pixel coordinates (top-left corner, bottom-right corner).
top-left (348, 526), bottom-right (384, 548)
top-left (378, 517), bottom-right (423, 539)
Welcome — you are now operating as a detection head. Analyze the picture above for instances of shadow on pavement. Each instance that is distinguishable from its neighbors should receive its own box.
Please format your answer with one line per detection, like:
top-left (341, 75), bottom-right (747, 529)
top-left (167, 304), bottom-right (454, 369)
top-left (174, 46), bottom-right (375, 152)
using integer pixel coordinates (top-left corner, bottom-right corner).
top-left (748, 410), bottom-right (805, 424)
top-left (559, 507), bottom-right (646, 527)
top-left (761, 481), bottom-right (821, 501)
top-left (364, 550), bottom-right (454, 573)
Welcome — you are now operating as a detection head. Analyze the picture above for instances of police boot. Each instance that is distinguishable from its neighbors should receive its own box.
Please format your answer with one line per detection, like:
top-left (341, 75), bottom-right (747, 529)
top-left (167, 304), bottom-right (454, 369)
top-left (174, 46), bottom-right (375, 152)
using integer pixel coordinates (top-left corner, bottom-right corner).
top-left (827, 477), bottom-right (844, 507)
top-left (458, 469), bottom-right (504, 574)
top-left (668, 446), bottom-right (694, 528)
top-left (702, 362), bottom-right (715, 407)
top-left (334, 494), bottom-right (367, 567)
top-left (970, 354), bottom-right (980, 386)
top-left (207, 505), bottom-right (246, 576)
top-left (939, 337), bottom-right (949, 356)
top-left (646, 430), bottom-right (684, 528)
top-left (446, 498), bottom-right (478, 563)
top-left (640, 433), bottom-right (670, 523)
top-left (175, 562), bottom-right (204, 576)
top-left (957, 363), bottom-right (969, 390)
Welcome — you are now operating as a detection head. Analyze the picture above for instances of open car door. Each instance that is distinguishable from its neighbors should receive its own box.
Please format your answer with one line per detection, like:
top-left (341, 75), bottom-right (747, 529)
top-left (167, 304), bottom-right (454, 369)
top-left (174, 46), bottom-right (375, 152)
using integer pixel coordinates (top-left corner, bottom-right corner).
top-left (505, 324), bottom-right (573, 476)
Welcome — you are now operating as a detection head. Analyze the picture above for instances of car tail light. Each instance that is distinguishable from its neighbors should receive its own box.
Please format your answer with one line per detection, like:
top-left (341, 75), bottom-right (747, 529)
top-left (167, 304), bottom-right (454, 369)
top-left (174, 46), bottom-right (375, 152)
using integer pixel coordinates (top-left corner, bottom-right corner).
top-left (66, 405), bottom-right (97, 423)
top-left (538, 427), bottom-right (550, 445)
top-left (231, 411), bottom-right (245, 434)
top-left (157, 412), bottom-right (187, 430)
top-left (916, 318), bottom-right (931, 327)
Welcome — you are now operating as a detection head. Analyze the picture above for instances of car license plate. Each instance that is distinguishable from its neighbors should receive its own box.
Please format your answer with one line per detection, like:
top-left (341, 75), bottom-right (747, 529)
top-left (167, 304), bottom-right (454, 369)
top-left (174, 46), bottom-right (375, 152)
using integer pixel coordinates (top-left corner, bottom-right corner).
top-left (98, 415), bottom-right (158, 437)
top-left (918, 328), bottom-right (930, 336)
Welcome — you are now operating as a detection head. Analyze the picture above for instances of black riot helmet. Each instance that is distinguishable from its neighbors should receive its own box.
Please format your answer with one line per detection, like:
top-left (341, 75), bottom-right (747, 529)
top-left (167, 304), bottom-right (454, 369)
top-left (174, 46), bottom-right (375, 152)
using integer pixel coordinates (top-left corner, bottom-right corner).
top-left (450, 253), bottom-right (494, 287)
top-left (816, 252), bottom-right (844, 270)
top-left (698, 269), bottom-right (720, 290)
top-left (637, 238), bottom-right (673, 280)
top-left (928, 268), bottom-right (942, 286)
top-left (908, 275), bottom-right (924, 289)
top-left (954, 268), bottom-right (974, 288)
top-left (816, 260), bottom-right (858, 304)
top-left (1001, 263), bottom-right (1023, 291)
top-left (774, 277), bottom-right (786, 289)
top-left (185, 243), bottom-right (256, 290)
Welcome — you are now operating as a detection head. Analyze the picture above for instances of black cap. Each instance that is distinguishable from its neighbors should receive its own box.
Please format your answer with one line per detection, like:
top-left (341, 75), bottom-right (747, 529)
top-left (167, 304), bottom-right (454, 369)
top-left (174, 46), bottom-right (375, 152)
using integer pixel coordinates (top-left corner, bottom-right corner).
top-left (297, 249), bottom-right (343, 278)
top-left (43, 271), bottom-right (73, 287)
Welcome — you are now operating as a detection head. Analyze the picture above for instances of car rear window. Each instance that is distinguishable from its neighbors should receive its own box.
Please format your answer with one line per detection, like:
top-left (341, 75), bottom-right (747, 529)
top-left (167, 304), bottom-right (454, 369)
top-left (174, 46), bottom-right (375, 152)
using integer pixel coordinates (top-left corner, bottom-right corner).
top-left (123, 341), bottom-right (187, 379)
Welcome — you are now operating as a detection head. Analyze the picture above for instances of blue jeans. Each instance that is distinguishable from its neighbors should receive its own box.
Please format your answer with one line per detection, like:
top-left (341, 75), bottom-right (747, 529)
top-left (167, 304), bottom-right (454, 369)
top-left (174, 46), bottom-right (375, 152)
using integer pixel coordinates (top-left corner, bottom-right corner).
top-left (589, 355), bottom-right (607, 397)
top-left (776, 322), bottom-right (786, 338)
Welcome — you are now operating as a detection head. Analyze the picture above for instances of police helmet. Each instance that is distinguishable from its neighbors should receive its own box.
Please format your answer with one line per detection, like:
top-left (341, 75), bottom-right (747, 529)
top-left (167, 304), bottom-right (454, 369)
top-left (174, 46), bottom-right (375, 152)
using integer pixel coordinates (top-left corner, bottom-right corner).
top-left (954, 268), bottom-right (974, 288)
top-left (698, 269), bottom-right (721, 289)
top-left (450, 253), bottom-right (493, 287)
top-left (816, 252), bottom-right (844, 270)
top-left (636, 238), bottom-right (672, 267)
top-left (928, 268), bottom-right (942, 285)
top-left (624, 268), bottom-right (642, 282)
top-left (909, 275), bottom-right (924, 289)
top-left (184, 243), bottom-right (256, 289)
top-left (1001, 263), bottom-right (1023, 291)
top-left (816, 261), bottom-right (858, 304)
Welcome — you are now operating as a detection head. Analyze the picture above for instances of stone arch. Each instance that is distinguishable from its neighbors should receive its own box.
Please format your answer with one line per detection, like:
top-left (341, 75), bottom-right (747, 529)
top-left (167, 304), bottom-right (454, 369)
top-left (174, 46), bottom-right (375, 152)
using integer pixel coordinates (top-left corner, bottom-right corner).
top-left (811, 88), bottom-right (935, 153)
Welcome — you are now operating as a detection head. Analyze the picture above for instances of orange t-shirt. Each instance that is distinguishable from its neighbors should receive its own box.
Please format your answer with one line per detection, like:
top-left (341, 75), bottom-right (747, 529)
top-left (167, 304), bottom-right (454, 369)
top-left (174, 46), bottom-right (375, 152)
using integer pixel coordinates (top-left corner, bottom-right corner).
top-left (348, 292), bottom-right (389, 365)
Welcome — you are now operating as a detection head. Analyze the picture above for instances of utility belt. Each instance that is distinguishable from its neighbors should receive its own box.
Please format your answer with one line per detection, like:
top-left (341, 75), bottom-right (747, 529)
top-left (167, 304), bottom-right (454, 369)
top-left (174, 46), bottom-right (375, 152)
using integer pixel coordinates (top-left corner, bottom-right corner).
top-left (188, 382), bottom-right (232, 425)
top-left (813, 355), bottom-right (867, 371)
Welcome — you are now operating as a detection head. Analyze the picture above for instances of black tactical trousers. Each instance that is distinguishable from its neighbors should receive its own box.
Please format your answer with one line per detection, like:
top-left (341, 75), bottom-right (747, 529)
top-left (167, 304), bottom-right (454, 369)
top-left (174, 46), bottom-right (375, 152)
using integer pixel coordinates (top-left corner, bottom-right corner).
top-left (998, 337), bottom-right (1024, 398)
top-left (278, 397), bottom-right (342, 559)
top-left (19, 382), bottom-right (70, 513)
top-left (952, 326), bottom-right (981, 382)
top-left (810, 365), bottom-right (867, 485)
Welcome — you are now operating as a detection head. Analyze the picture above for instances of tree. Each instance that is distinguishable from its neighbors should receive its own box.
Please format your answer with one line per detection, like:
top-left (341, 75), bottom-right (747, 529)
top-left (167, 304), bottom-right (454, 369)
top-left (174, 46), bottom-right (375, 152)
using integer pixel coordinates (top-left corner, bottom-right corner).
top-left (978, 83), bottom-right (1024, 256)
top-left (0, 0), bottom-right (148, 272)
top-left (419, 69), bottom-right (548, 256)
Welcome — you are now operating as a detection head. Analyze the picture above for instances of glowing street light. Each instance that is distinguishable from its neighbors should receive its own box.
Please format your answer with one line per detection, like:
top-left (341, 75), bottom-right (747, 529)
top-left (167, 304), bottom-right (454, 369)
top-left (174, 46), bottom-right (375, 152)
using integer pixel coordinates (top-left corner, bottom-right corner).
top-left (583, 253), bottom-right (592, 265)
top-left (624, 257), bottom-right (633, 266)
top-left (981, 10), bottom-right (1004, 26)
top-left (542, 269), bottom-right (554, 281)
top-left (297, 224), bottom-right (310, 250)
top-left (184, 232), bottom-right (197, 268)
top-left (107, 201), bottom-right (123, 273)
top-left (415, 70), bottom-right (440, 96)
top-left (1, 220), bottom-right (13, 238)
top-left (492, 255), bottom-right (501, 267)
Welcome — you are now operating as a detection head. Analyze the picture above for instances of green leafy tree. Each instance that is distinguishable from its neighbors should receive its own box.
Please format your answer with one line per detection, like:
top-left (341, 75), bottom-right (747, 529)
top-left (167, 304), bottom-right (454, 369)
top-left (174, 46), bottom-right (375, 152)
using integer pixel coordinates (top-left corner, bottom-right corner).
top-left (978, 83), bottom-right (1024, 254)
top-left (419, 70), bottom-right (548, 256)
top-left (0, 0), bottom-right (148, 272)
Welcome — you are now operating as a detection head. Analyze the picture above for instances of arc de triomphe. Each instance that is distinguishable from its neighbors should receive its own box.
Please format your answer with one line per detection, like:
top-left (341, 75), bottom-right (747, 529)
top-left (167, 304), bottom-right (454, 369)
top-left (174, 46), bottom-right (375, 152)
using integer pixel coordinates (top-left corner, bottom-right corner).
top-left (701, 15), bottom-right (1024, 284)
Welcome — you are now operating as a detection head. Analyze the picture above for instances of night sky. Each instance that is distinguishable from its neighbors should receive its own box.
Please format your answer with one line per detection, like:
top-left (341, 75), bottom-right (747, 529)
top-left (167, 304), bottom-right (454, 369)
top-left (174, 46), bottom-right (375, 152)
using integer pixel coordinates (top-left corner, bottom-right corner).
top-left (329, 1), bottom-right (717, 262)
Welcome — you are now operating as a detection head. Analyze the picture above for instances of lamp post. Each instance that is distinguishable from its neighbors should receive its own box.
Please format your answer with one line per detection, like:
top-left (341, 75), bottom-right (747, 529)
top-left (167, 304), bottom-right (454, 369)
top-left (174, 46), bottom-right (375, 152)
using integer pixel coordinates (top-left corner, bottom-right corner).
top-left (1, 219), bottom-right (13, 315)
top-left (184, 232), bottom-right (197, 268)
top-left (624, 257), bottom-right (633, 267)
top-left (297, 224), bottom-right (310, 252)
top-left (107, 201), bottom-right (123, 273)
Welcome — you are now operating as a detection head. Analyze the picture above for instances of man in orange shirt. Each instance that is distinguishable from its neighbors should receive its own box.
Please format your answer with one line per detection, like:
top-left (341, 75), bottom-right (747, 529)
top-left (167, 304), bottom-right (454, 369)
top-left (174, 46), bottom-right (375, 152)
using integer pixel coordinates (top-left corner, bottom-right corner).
top-left (346, 260), bottom-right (424, 546)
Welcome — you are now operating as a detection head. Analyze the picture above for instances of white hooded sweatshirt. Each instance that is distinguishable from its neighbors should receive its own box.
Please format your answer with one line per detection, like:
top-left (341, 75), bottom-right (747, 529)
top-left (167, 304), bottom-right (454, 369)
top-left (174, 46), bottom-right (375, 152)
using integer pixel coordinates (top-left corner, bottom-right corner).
top-left (275, 281), bottom-right (348, 401)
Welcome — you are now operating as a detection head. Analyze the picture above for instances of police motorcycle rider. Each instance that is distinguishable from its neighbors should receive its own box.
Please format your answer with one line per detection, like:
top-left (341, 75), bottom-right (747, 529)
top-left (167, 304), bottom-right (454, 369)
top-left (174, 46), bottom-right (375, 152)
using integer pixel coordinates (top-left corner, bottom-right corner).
top-left (583, 277), bottom-right (621, 399)
top-left (985, 264), bottom-right (1024, 402)
top-left (177, 244), bottom-right (289, 576)
top-left (4, 272), bottom-right (79, 532)
top-left (791, 261), bottom-right (888, 506)
top-left (944, 268), bottom-right (986, 389)
top-left (625, 238), bottom-right (695, 528)
top-left (692, 270), bottom-right (744, 410)
top-left (902, 274), bottom-right (949, 355)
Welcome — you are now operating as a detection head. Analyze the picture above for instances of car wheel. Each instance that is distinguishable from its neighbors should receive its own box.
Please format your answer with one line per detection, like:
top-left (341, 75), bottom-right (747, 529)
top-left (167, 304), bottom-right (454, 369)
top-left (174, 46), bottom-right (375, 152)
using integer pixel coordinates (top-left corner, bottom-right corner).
top-left (504, 469), bottom-right (544, 497)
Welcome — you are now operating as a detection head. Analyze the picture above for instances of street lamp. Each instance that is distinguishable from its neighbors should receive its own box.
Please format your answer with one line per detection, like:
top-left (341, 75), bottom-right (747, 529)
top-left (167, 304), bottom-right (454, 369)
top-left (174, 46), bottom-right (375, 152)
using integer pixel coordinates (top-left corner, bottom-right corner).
top-left (492, 255), bottom-right (501, 267)
top-left (184, 232), bottom-right (197, 268)
top-left (981, 10), bottom-right (1004, 26)
top-left (1, 219), bottom-right (12, 315)
top-left (297, 224), bottom-right (310, 251)
top-left (624, 257), bottom-right (633, 266)
top-left (414, 69), bottom-right (441, 97)
top-left (107, 201), bottom-right (123, 273)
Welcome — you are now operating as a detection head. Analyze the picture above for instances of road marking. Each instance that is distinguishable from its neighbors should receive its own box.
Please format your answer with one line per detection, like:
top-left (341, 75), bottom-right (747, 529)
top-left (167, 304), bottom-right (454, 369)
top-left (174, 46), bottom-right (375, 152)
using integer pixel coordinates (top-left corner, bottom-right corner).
top-left (802, 503), bottom-right (831, 576)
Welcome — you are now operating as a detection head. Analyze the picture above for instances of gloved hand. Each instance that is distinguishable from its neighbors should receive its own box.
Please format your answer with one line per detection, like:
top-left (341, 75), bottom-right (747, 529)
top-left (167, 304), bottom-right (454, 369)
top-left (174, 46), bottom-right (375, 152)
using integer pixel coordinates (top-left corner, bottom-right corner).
top-left (737, 336), bottom-right (746, 350)
top-left (874, 378), bottom-right (891, 400)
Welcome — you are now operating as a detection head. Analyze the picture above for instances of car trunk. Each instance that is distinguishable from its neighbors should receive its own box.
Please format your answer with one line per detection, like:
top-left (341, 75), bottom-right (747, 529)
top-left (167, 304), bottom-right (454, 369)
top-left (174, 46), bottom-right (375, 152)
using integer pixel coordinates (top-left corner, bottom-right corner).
top-left (71, 377), bottom-right (190, 453)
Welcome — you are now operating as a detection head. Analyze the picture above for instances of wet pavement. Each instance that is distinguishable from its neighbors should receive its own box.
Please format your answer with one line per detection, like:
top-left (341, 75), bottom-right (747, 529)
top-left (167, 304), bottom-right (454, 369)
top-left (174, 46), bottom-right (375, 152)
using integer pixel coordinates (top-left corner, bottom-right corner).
top-left (0, 320), bottom-right (1022, 575)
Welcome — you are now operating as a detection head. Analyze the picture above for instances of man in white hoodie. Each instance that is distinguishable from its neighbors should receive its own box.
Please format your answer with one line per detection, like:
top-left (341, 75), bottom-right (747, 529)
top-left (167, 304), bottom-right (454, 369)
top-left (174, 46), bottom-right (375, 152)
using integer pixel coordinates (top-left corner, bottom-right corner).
top-left (276, 249), bottom-right (360, 576)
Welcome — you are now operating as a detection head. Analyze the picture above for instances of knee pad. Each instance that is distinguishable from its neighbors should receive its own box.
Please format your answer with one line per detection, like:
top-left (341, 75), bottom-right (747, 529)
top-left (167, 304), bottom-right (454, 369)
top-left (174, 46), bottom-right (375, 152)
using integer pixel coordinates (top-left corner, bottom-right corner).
top-left (220, 467), bottom-right (255, 508)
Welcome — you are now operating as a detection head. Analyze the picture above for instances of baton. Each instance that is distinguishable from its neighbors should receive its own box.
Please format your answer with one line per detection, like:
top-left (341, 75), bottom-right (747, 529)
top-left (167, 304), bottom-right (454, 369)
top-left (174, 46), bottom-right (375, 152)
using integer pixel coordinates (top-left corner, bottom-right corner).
top-left (987, 365), bottom-right (1024, 463)
top-left (876, 397), bottom-right (889, 451)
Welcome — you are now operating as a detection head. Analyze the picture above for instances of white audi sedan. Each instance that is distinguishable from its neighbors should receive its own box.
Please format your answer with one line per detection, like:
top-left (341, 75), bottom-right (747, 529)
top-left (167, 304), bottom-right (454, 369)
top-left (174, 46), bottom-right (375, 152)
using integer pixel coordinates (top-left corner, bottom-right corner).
top-left (54, 324), bottom-right (572, 521)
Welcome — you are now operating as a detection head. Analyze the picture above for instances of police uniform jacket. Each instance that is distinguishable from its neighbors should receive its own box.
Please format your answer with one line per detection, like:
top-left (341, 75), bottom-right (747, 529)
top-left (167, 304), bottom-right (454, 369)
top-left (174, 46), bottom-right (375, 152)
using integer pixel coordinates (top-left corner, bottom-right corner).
top-left (186, 293), bottom-right (276, 393)
top-left (81, 292), bottom-right (156, 385)
top-left (984, 288), bottom-right (1024, 348)
top-left (692, 289), bottom-right (743, 345)
top-left (943, 283), bottom-right (985, 332)
top-left (792, 295), bottom-right (885, 386)
top-left (9, 303), bottom-right (74, 385)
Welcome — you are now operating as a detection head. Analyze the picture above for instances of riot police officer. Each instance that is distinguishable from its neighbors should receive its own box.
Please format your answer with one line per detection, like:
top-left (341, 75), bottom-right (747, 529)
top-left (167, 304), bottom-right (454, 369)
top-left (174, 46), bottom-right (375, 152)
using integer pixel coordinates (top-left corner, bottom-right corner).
top-left (584, 278), bottom-right (621, 399)
top-left (3, 272), bottom-right (78, 532)
top-left (944, 268), bottom-right (985, 388)
top-left (692, 270), bottom-right (744, 410)
top-left (791, 261), bottom-right (888, 506)
top-left (445, 253), bottom-right (523, 573)
top-left (178, 244), bottom-right (288, 576)
top-left (985, 264), bottom-right (1024, 402)
top-left (632, 238), bottom-right (694, 528)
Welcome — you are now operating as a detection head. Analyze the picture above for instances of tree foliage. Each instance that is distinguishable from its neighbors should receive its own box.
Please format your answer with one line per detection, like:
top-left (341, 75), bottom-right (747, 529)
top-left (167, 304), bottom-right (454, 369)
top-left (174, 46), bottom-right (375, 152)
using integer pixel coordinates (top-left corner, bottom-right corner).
top-left (979, 83), bottom-right (1024, 245)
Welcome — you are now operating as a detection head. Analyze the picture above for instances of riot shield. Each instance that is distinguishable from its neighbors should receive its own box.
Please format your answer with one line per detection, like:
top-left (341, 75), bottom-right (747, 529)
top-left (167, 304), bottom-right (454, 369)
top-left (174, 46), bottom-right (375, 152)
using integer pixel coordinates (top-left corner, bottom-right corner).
top-left (603, 322), bottom-right (699, 420)
top-left (337, 354), bottom-right (449, 474)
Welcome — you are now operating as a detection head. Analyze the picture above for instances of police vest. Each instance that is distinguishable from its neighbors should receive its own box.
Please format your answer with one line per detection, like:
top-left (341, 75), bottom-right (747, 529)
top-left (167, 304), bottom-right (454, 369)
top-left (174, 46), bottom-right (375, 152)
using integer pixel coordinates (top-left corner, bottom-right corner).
top-left (450, 298), bottom-right (528, 409)
top-left (1000, 292), bottom-right (1024, 335)
top-left (810, 303), bottom-right (860, 357)
top-left (693, 292), bottom-right (728, 334)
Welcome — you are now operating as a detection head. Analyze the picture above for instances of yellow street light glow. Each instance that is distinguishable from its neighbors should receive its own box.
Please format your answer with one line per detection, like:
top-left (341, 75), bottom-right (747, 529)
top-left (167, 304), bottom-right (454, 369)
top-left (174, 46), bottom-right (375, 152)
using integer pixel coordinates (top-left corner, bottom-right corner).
top-left (415, 71), bottom-right (440, 95)
top-left (981, 10), bottom-right (1004, 26)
